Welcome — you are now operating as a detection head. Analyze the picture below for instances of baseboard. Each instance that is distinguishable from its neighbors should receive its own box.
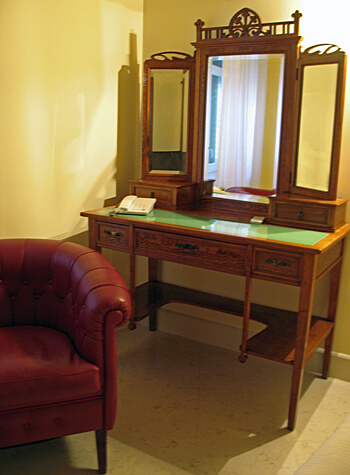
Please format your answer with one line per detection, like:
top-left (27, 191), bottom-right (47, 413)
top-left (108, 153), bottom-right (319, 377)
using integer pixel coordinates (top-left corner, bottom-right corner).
top-left (140, 307), bottom-right (350, 383)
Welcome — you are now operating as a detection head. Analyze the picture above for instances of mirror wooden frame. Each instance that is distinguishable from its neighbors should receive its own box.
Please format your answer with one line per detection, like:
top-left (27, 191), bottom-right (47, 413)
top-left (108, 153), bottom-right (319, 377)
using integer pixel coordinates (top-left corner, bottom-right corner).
top-left (269, 43), bottom-right (347, 231)
top-left (192, 9), bottom-right (301, 190)
top-left (142, 51), bottom-right (196, 183)
top-left (287, 44), bottom-right (347, 201)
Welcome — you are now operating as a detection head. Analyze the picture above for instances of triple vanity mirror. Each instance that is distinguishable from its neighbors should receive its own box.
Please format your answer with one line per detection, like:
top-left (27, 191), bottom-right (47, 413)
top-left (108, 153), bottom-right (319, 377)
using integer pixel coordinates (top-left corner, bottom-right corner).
top-left (129, 8), bottom-right (347, 231)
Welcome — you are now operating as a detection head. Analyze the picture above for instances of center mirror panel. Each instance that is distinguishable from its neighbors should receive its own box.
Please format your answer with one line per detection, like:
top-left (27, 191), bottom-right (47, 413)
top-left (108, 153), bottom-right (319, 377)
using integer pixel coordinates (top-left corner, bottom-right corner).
top-left (203, 53), bottom-right (285, 195)
top-left (193, 36), bottom-right (300, 205)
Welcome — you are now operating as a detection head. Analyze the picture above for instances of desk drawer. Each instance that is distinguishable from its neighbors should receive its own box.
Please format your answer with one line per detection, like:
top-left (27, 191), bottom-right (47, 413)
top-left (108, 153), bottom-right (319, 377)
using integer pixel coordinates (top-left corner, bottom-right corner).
top-left (97, 222), bottom-right (129, 251)
top-left (268, 197), bottom-right (347, 232)
top-left (135, 229), bottom-right (247, 274)
top-left (252, 248), bottom-right (301, 284)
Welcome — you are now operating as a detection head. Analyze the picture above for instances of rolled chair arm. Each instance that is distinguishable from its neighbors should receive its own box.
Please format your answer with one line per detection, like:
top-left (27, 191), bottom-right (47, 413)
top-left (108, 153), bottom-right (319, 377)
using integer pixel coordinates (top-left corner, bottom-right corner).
top-left (51, 241), bottom-right (131, 367)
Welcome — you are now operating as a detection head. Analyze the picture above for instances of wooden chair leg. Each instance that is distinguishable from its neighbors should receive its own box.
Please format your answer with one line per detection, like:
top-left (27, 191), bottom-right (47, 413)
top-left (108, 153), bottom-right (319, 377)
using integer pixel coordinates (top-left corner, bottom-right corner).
top-left (95, 430), bottom-right (107, 474)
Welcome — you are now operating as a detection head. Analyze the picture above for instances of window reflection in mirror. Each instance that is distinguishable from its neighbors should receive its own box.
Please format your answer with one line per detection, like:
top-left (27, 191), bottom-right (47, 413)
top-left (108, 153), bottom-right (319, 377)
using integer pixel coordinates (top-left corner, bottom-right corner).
top-left (296, 63), bottom-right (338, 192)
top-left (203, 54), bottom-right (285, 194)
top-left (149, 69), bottom-right (189, 175)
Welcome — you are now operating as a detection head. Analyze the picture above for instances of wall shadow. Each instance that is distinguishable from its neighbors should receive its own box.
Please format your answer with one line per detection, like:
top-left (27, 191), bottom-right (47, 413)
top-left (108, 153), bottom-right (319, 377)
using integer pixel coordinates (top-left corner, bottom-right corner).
top-left (106, 32), bottom-right (141, 207)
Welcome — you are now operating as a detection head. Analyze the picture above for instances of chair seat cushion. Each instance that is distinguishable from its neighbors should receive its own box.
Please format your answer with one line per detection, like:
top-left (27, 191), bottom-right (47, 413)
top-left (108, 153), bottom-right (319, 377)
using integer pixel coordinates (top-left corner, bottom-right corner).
top-left (0, 326), bottom-right (102, 412)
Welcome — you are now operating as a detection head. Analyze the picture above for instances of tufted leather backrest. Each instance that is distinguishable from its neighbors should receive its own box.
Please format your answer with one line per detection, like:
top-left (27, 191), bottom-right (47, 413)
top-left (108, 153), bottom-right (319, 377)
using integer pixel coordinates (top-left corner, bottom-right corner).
top-left (0, 239), bottom-right (131, 366)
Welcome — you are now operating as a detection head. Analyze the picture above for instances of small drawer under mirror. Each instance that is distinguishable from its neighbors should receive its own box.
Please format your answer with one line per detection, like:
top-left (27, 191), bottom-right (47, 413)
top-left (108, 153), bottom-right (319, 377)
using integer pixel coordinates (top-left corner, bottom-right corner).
top-left (268, 196), bottom-right (347, 232)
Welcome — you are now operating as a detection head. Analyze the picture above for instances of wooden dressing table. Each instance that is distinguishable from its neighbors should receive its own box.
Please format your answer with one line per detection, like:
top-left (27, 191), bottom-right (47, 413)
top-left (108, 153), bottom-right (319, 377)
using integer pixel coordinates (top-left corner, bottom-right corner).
top-left (81, 206), bottom-right (350, 430)
top-left (82, 8), bottom-right (349, 430)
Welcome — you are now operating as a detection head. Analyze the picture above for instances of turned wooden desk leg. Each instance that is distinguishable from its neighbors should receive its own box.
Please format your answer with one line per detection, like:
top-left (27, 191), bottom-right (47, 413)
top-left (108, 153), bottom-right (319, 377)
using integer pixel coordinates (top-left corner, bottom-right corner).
top-left (239, 273), bottom-right (252, 363)
top-left (288, 254), bottom-right (317, 431)
top-left (239, 245), bottom-right (253, 363)
top-left (88, 218), bottom-right (101, 252)
top-left (148, 258), bottom-right (159, 331)
top-left (128, 240), bottom-right (137, 330)
top-left (322, 259), bottom-right (343, 379)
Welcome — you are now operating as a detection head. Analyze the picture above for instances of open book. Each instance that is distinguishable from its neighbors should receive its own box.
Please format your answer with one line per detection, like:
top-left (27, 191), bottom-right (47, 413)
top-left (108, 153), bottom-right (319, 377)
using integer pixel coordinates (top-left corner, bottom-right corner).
top-left (109, 195), bottom-right (156, 216)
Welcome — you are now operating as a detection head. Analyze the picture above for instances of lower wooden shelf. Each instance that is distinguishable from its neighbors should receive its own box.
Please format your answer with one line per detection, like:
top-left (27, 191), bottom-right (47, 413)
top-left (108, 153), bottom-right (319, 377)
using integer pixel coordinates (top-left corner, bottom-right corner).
top-left (134, 281), bottom-right (334, 365)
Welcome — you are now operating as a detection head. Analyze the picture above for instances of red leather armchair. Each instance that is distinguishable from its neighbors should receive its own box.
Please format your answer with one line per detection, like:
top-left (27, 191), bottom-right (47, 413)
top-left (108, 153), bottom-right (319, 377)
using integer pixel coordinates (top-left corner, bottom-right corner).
top-left (0, 239), bottom-right (131, 473)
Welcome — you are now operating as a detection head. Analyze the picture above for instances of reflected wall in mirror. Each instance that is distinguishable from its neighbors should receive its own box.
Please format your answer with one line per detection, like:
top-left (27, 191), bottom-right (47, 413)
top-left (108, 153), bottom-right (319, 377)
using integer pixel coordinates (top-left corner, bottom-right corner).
top-left (204, 53), bottom-right (285, 193)
top-left (149, 69), bottom-right (189, 175)
top-left (296, 63), bottom-right (338, 191)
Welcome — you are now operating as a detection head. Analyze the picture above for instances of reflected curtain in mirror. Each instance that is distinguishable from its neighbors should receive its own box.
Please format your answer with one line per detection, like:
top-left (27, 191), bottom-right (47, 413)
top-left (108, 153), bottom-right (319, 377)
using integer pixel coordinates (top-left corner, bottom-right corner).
top-left (204, 54), bottom-right (284, 192)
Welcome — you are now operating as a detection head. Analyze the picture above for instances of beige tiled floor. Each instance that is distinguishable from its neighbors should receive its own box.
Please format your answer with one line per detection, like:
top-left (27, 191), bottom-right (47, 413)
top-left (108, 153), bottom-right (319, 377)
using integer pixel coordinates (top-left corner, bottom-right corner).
top-left (2, 325), bottom-right (350, 474)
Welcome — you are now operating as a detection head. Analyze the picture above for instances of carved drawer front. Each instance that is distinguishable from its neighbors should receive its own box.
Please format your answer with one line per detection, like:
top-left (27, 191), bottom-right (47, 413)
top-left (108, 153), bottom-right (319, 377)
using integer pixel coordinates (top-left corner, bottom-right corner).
top-left (135, 229), bottom-right (247, 274)
top-left (273, 201), bottom-right (330, 226)
top-left (97, 222), bottom-right (129, 251)
top-left (131, 184), bottom-right (175, 207)
top-left (252, 248), bottom-right (302, 284)
top-left (269, 198), bottom-right (347, 232)
top-left (129, 181), bottom-right (196, 209)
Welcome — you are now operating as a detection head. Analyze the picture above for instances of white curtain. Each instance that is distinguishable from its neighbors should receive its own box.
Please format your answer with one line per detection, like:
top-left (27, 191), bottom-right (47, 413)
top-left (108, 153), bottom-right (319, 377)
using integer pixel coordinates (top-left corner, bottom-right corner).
top-left (216, 55), bottom-right (269, 189)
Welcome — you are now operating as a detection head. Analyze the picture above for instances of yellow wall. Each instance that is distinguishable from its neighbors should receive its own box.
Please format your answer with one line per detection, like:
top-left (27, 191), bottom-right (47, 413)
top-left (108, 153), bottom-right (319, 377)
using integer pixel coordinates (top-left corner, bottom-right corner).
top-left (0, 0), bottom-right (143, 239)
top-left (143, 0), bottom-right (350, 356)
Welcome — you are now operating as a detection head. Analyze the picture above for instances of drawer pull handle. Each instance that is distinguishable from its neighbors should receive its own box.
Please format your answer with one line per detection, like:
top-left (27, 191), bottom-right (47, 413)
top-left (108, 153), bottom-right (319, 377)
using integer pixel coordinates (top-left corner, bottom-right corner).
top-left (265, 258), bottom-right (291, 267)
top-left (175, 242), bottom-right (199, 254)
top-left (104, 230), bottom-right (123, 239)
top-left (298, 207), bottom-right (303, 220)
